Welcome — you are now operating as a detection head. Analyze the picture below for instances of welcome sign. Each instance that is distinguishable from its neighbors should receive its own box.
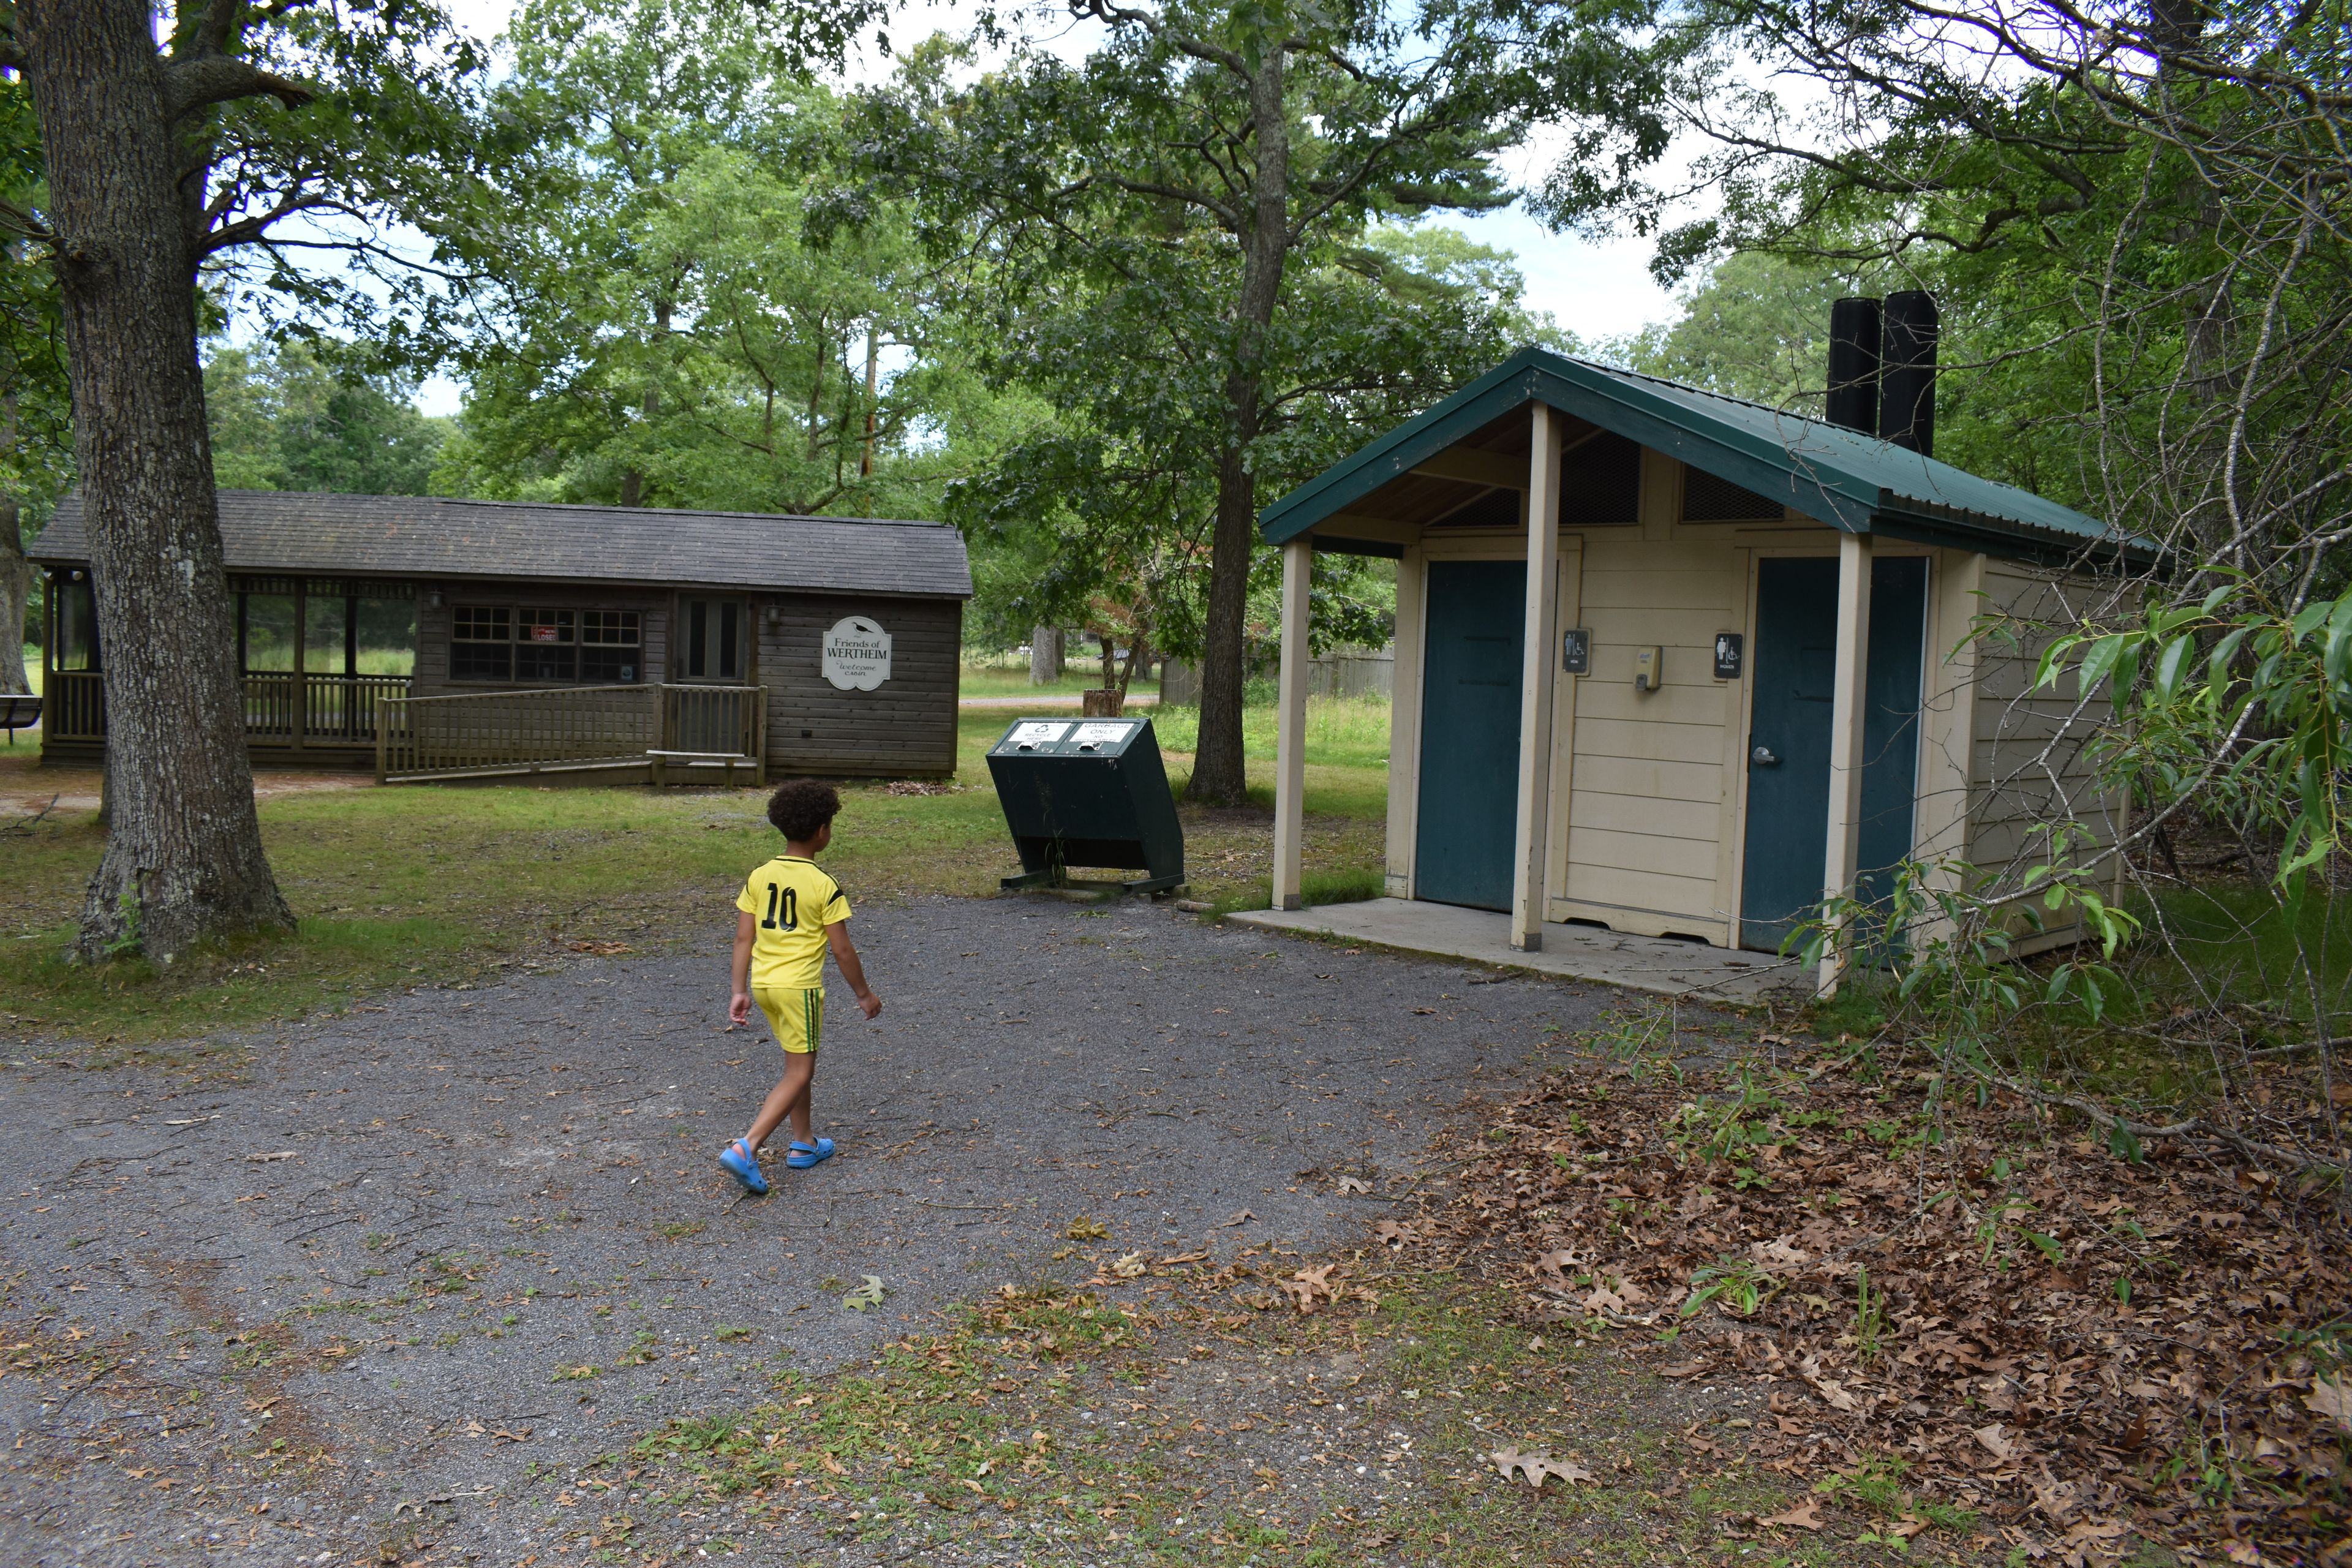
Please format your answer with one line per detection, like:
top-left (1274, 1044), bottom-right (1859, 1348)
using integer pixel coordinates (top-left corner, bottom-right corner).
top-left (821, 617), bottom-right (892, 691)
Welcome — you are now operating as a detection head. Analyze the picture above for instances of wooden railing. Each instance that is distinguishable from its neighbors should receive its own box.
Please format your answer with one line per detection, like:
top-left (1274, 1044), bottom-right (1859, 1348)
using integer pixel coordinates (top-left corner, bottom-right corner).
top-left (46, 670), bottom-right (105, 741)
top-left (43, 670), bottom-right (409, 750)
top-left (378, 685), bottom-right (655, 782)
top-left (377, 684), bottom-right (764, 784)
top-left (243, 673), bottom-right (410, 745)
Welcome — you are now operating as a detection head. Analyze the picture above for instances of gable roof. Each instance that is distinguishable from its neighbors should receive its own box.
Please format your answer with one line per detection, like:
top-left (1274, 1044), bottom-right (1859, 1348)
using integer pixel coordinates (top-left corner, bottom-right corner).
top-left (31, 491), bottom-right (974, 599)
top-left (1260, 345), bottom-right (2152, 567)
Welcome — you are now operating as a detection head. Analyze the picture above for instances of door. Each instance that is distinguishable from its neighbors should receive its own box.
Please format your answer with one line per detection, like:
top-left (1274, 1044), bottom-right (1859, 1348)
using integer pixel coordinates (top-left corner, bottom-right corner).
top-left (1856, 557), bottom-right (1929, 916)
top-left (674, 597), bottom-right (750, 752)
top-left (1739, 556), bottom-right (1928, 953)
top-left (1414, 560), bottom-right (1525, 911)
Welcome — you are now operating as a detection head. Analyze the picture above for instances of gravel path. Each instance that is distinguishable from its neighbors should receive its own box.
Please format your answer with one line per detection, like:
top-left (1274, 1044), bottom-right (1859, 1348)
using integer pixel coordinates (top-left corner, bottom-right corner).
top-left (0, 895), bottom-right (1612, 1566)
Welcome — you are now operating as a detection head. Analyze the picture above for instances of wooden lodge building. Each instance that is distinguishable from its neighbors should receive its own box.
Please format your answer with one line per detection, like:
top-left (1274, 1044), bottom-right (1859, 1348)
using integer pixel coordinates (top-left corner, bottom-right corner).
top-left (1250, 334), bottom-right (2149, 987)
top-left (30, 491), bottom-right (972, 784)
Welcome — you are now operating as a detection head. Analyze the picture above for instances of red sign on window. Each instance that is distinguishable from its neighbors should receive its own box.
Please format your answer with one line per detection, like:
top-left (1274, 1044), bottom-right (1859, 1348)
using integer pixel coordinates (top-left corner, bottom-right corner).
top-left (530, 623), bottom-right (558, 643)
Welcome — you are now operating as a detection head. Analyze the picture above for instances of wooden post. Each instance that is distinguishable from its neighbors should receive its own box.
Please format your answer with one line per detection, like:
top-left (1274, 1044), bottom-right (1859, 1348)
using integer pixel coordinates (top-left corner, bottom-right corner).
top-left (1271, 536), bottom-right (1312, 911)
top-left (290, 580), bottom-right (306, 753)
top-left (1820, 529), bottom-right (1875, 995)
top-left (1384, 545), bottom-right (1425, 899)
top-left (1511, 404), bottom-right (1564, 951)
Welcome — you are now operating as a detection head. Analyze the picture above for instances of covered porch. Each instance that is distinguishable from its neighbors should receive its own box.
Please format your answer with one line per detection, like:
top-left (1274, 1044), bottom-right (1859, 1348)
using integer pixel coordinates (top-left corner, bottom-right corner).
top-left (1257, 347), bottom-right (2141, 994)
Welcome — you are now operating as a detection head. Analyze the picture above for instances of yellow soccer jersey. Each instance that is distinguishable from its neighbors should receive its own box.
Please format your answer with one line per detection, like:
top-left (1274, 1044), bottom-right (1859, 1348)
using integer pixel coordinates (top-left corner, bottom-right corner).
top-left (734, 856), bottom-right (851, 989)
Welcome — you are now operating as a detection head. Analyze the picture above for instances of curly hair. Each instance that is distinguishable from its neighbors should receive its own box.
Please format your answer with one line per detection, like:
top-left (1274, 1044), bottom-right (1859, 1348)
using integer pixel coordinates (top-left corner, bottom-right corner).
top-left (766, 779), bottom-right (842, 842)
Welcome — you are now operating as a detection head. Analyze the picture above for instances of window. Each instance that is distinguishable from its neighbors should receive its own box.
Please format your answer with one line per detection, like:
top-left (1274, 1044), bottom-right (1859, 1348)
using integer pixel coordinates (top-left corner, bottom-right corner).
top-left (451, 605), bottom-right (513, 680)
top-left (579, 611), bottom-right (643, 684)
top-left (235, 581), bottom-right (417, 677)
top-left (54, 574), bottom-right (100, 671)
top-left (515, 611), bottom-right (576, 682)
top-left (449, 605), bottom-right (641, 685)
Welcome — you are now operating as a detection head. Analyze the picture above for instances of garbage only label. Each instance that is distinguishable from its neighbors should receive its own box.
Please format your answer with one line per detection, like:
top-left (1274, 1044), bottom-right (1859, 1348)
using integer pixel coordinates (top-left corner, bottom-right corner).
top-left (821, 617), bottom-right (892, 691)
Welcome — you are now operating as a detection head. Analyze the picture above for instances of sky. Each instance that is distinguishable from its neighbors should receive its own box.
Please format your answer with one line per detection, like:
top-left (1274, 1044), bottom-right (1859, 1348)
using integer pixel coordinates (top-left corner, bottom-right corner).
top-left (409, 0), bottom-right (1689, 417)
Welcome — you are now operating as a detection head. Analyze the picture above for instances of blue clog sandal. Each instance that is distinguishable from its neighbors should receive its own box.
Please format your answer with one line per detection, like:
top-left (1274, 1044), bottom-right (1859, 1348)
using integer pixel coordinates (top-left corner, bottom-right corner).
top-left (718, 1137), bottom-right (769, 1195)
top-left (785, 1137), bottom-right (835, 1170)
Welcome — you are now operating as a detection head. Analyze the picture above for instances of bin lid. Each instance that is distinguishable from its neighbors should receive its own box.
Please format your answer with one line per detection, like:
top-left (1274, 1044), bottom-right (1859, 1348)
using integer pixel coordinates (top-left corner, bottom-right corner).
top-left (989, 717), bottom-right (1150, 758)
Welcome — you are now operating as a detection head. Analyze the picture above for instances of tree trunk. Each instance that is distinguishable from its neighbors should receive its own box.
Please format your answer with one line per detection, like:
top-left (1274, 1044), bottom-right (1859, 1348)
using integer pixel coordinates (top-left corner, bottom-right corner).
top-left (19, 0), bottom-right (293, 960)
top-left (1117, 627), bottom-right (1149, 699)
top-left (1028, 625), bottom-right (1061, 684)
top-left (1186, 48), bottom-right (1291, 805)
top-left (0, 496), bottom-right (31, 695)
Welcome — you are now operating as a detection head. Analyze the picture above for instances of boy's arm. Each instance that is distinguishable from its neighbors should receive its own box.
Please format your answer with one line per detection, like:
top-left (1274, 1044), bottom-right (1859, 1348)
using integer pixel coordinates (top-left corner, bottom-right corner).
top-left (826, 922), bottom-right (881, 1019)
top-left (729, 911), bottom-right (756, 1025)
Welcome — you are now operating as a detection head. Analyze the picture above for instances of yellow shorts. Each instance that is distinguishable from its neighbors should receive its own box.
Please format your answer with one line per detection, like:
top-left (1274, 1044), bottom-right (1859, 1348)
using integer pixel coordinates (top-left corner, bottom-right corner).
top-left (753, 986), bottom-right (824, 1056)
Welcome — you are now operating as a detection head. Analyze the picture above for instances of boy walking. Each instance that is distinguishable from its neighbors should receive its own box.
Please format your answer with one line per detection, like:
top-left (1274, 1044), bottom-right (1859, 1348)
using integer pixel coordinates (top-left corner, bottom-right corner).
top-left (718, 780), bottom-right (881, 1195)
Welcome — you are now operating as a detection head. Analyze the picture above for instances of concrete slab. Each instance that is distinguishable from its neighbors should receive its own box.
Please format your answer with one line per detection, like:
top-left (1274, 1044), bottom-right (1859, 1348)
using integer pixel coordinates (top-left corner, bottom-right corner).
top-left (1227, 896), bottom-right (1809, 1001)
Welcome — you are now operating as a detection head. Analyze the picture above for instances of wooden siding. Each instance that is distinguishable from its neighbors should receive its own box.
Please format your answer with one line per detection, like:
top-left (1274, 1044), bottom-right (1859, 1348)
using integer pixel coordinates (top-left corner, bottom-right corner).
top-left (758, 594), bottom-right (961, 777)
top-left (412, 583), bottom-right (670, 697)
top-left (1961, 563), bottom-right (2121, 948)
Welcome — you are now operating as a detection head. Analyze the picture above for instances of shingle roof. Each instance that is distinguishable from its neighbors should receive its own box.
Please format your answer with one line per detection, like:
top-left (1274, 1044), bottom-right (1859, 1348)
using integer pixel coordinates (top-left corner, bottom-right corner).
top-left (32, 491), bottom-right (974, 598)
top-left (1261, 346), bottom-right (2155, 567)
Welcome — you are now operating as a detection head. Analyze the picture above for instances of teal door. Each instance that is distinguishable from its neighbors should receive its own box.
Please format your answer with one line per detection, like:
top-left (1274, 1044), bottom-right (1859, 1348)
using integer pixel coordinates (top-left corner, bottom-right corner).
top-left (1856, 557), bottom-right (1929, 916)
top-left (1415, 560), bottom-right (1525, 911)
top-left (1740, 556), bottom-right (1928, 953)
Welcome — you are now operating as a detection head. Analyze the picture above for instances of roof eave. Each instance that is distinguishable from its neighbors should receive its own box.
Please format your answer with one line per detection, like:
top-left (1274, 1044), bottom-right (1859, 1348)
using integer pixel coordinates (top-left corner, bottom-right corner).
top-left (1259, 347), bottom-right (1887, 545)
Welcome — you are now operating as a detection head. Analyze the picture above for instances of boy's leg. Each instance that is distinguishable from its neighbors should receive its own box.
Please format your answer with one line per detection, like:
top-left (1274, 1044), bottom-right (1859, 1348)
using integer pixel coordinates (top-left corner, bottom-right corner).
top-left (742, 1052), bottom-right (811, 1154)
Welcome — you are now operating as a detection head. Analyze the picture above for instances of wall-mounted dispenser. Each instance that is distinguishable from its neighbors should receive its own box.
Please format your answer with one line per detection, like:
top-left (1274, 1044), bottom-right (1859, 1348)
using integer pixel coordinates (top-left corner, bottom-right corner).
top-left (1633, 646), bottom-right (1663, 693)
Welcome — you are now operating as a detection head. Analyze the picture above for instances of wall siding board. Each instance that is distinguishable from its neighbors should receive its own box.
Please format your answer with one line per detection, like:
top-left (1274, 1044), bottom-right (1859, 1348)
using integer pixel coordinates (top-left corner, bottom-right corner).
top-left (760, 594), bottom-right (962, 777)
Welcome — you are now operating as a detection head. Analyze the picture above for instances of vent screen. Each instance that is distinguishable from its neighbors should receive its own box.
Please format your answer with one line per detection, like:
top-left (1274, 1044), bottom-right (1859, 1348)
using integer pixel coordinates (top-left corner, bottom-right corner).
top-left (1682, 468), bottom-right (1784, 521)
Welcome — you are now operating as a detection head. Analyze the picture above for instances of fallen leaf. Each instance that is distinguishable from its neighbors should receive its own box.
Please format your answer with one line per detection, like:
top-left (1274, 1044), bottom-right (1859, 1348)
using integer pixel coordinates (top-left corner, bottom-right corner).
top-left (1973, 1423), bottom-right (2015, 1461)
top-left (1155, 1251), bottom-right (1209, 1266)
top-left (492, 1427), bottom-right (532, 1443)
top-left (565, 940), bottom-right (633, 956)
top-left (1064, 1216), bottom-right (1109, 1241)
top-left (842, 1275), bottom-right (888, 1312)
top-left (1375, 1219), bottom-right (1413, 1249)
top-left (821, 1454), bottom-right (846, 1476)
top-left (1411, 1006), bottom-right (1436, 1016)
top-left (1582, 1286), bottom-right (1627, 1315)
top-left (1218, 1209), bottom-right (1256, 1228)
top-left (1758, 1499), bottom-right (1823, 1531)
top-left (1659, 1360), bottom-right (1713, 1379)
top-left (1335, 1175), bottom-right (1371, 1194)
top-left (1488, 1445), bottom-right (1593, 1488)
top-left (1110, 1252), bottom-right (1147, 1280)
top-left (2306, 1374), bottom-right (2352, 1434)
top-left (1751, 1235), bottom-right (1808, 1267)
top-left (244, 1152), bottom-right (297, 1163)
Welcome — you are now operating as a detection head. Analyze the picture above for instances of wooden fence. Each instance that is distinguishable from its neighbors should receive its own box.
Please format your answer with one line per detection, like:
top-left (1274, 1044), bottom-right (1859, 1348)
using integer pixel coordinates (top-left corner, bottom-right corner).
top-left (1159, 649), bottom-right (1395, 704)
top-left (377, 684), bottom-right (766, 784)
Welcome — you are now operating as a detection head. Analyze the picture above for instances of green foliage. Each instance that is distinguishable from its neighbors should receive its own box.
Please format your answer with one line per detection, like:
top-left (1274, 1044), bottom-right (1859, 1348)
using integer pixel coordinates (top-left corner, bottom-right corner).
top-left (1680, 1253), bottom-right (1781, 1319)
top-left (204, 341), bottom-right (450, 496)
top-left (1608, 252), bottom-right (1880, 411)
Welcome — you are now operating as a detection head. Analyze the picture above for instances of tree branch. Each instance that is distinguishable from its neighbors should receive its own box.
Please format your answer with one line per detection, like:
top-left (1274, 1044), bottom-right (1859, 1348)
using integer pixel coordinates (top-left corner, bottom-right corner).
top-left (165, 54), bottom-right (315, 119)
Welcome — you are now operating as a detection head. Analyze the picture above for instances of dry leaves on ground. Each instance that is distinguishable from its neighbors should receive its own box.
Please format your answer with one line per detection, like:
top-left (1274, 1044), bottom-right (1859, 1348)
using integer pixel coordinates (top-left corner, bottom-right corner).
top-left (1415, 1040), bottom-right (2352, 1561)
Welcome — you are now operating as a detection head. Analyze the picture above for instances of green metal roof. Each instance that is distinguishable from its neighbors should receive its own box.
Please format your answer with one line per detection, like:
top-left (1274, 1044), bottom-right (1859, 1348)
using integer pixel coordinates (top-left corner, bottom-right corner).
top-left (1259, 346), bottom-right (2150, 567)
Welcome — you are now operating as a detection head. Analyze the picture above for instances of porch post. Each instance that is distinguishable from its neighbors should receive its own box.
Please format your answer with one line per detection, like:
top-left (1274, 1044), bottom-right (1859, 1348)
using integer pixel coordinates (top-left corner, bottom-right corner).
top-left (1820, 529), bottom-right (1875, 994)
top-left (1272, 536), bottom-right (1313, 911)
top-left (1511, 404), bottom-right (1564, 951)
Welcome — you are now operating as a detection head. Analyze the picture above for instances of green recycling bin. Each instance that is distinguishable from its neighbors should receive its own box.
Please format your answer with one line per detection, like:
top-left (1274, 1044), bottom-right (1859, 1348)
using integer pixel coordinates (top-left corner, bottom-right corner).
top-left (986, 716), bottom-right (1186, 894)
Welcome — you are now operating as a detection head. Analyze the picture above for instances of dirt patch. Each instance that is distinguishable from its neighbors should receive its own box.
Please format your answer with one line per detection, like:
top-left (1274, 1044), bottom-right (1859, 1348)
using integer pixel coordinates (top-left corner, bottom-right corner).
top-left (1414, 1025), bottom-right (2351, 1565)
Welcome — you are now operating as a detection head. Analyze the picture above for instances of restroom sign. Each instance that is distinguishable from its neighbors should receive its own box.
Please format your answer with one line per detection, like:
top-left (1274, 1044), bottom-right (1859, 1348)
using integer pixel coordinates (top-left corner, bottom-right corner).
top-left (821, 617), bottom-right (892, 691)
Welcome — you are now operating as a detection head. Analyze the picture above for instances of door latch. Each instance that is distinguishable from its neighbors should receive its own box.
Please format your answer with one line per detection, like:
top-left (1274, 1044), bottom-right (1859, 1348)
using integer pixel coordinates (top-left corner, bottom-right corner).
top-left (1751, 745), bottom-right (1781, 766)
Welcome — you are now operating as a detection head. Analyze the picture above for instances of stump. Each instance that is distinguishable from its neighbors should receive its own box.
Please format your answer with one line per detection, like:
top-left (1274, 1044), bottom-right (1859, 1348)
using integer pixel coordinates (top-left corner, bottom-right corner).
top-left (1080, 688), bottom-right (1123, 718)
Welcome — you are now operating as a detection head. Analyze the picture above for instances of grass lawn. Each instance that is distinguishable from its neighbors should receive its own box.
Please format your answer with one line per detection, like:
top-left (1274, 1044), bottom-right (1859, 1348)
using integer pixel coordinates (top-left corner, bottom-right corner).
top-left (0, 699), bottom-right (1389, 1049)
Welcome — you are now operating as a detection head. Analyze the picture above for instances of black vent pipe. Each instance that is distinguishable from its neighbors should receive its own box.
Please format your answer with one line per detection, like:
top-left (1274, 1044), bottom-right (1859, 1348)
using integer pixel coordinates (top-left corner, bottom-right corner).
top-left (1826, 296), bottom-right (1881, 435)
top-left (1878, 290), bottom-right (1939, 457)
